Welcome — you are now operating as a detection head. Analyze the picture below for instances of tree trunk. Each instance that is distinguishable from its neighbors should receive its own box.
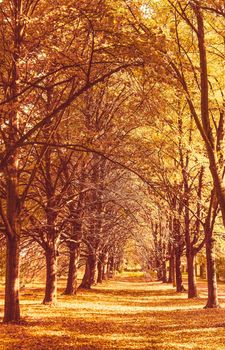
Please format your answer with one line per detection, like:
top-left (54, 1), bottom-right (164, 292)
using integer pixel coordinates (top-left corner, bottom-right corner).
top-left (193, 3), bottom-right (225, 228)
top-left (4, 149), bottom-right (21, 322)
top-left (107, 256), bottom-right (116, 278)
top-left (200, 264), bottom-right (205, 278)
top-left (65, 186), bottom-right (84, 295)
top-left (205, 234), bottom-right (219, 308)
top-left (187, 253), bottom-right (197, 298)
top-left (175, 247), bottom-right (185, 292)
top-left (162, 260), bottom-right (167, 283)
top-left (168, 250), bottom-right (175, 284)
top-left (79, 260), bottom-right (91, 289)
top-left (3, 0), bottom-right (22, 324)
top-left (79, 254), bottom-right (98, 289)
top-left (157, 266), bottom-right (163, 281)
top-left (43, 248), bottom-right (57, 304)
top-left (91, 253), bottom-right (98, 285)
top-left (102, 252), bottom-right (109, 280)
top-left (64, 244), bottom-right (80, 295)
top-left (107, 257), bottom-right (112, 278)
top-left (4, 236), bottom-right (20, 323)
top-left (98, 252), bottom-right (109, 283)
top-left (97, 257), bottom-right (103, 283)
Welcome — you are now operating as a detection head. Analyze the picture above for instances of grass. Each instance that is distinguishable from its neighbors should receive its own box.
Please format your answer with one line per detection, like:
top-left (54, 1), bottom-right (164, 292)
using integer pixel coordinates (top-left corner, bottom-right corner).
top-left (0, 274), bottom-right (225, 349)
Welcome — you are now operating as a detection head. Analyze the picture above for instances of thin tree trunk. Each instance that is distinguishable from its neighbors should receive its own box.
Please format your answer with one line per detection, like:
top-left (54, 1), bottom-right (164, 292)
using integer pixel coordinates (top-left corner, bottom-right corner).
top-left (43, 248), bottom-right (57, 304)
top-left (65, 186), bottom-right (84, 295)
top-left (106, 257), bottom-right (112, 278)
top-left (205, 233), bottom-right (219, 308)
top-left (102, 252), bottom-right (109, 280)
top-left (4, 236), bottom-right (20, 323)
top-left (97, 256), bottom-right (103, 283)
top-left (162, 260), bottom-right (167, 283)
top-left (4, 149), bottom-right (21, 322)
top-left (91, 253), bottom-right (98, 285)
top-left (193, 4), bottom-right (225, 227)
top-left (168, 248), bottom-right (175, 284)
top-left (107, 256), bottom-right (115, 278)
top-left (3, 0), bottom-right (22, 322)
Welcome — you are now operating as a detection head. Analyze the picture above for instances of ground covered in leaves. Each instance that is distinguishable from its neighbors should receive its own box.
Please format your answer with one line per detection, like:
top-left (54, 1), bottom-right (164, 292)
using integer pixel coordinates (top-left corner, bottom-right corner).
top-left (1, 274), bottom-right (225, 349)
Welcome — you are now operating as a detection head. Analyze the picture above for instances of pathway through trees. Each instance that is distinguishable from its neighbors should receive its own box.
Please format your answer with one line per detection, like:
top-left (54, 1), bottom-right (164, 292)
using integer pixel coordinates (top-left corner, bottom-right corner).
top-left (1, 274), bottom-right (225, 349)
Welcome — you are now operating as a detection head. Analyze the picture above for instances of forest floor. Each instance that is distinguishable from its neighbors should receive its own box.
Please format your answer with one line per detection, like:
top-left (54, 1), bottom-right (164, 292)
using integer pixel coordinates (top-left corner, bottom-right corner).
top-left (1, 274), bottom-right (225, 350)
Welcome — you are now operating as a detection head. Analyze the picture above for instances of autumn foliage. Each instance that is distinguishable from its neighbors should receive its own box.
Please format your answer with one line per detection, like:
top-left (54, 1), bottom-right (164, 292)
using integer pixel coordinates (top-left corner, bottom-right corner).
top-left (0, 5), bottom-right (225, 350)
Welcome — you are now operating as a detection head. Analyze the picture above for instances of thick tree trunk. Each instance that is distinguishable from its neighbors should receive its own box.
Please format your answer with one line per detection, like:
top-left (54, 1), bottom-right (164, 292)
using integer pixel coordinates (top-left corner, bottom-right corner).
top-left (175, 248), bottom-right (185, 292)
top-left (97, 257), bottom-right (103, 284)
top-left (4, 236), bottom-right (20, 323)
top-left (106, 256), bottom-right (114, 278)
top-left (79, 260), bottom-right (91, 289)
top-left (205, 234), bottom-right (219, 308)
top-left (64, 245), bottom-right (80, 295)
top-left (43, 248), bottom-right (57, 304)
top-left (79, 254), bottom-right (98, 289)
top-left (187, 253), bottom-right (197, 298)
top-left (98, 252), bottom-right (109, 283)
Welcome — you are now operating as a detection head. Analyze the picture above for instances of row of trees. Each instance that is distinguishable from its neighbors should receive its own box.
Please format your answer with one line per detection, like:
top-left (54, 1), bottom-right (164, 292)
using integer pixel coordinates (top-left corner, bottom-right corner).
top-left (0, 0), bottom-right (225, 323)
top-left (122, 0), bottom-right (225, 309)
top-left (0, 0), bottom-right (151, 322)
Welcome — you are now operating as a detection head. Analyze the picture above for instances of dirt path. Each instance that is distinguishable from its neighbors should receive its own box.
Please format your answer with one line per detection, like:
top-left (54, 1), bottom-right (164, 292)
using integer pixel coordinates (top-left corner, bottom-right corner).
top-left (1, 274), bottom-right (225, 350)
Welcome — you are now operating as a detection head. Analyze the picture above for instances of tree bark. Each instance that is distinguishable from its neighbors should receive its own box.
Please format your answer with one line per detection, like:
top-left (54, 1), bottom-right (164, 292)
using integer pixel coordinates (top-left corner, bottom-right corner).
top-left (91, 253), bottom-right (98, 285)
top-left (43, 248), bottom-right (57, 304)
top-left (3, 0), bottom-right (22, 323)
top-left (3, 143), bottom-right (21, 322)
top-left (4, 236), bottom-right (20, 323)
top-left (79, 260), bottom-right (91, 289)
top-left (107, 257), bottom-right (112, 278)
top-left (175, 247), bottom-right (185, 292)
top-left (97, 256), bottom-right (104, 283)
top-left (187, 253), bottom-right (197, 298)
top-left (102, 252), bottom-right (109, 280)
top-left (205, 234), bottom-right (219, 308)
top-left (64, 184), bottom-right (84, 295)
top-left (183, 197), bottom-right (197, 298)
top-left (79, 254), bottom-right (98, 289)
top-left (64, 244), bottom-right (80, 295)
top-left (98, 252), bottom-right (109, 283)
top-left (162, 260), bottom-right (167, 283)
top-left (168, 248), bottom-right (175, 284)
top-left (194, 4), bottom-right (225, 227)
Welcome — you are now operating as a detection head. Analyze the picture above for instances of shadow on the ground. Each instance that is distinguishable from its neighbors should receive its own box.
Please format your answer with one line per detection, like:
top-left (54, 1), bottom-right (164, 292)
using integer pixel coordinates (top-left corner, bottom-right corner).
top-left (1, 276), bottom-right (225, 350)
